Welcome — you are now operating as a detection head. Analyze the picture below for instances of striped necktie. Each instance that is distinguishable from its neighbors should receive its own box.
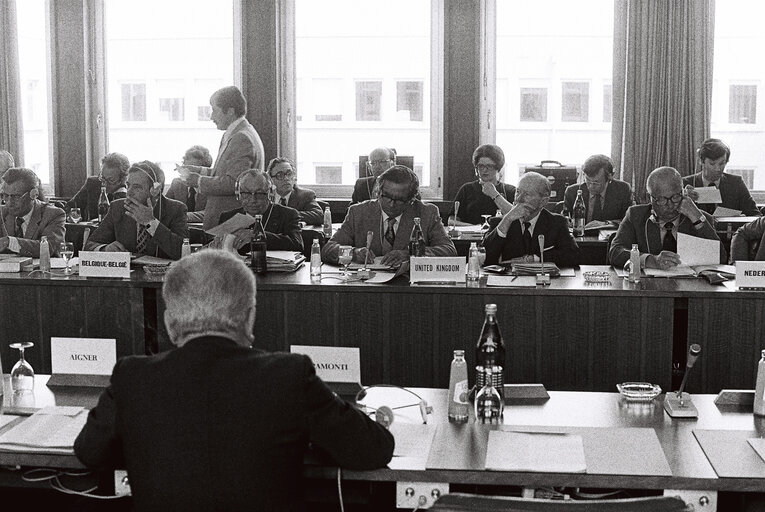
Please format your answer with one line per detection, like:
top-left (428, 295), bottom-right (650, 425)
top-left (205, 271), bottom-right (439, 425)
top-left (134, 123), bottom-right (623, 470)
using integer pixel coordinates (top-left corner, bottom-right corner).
top-left (14, 217), bottom-right (24, 238)
top-left (136, 224), bottom-right (150, 254)
top-left (384, 217), bottom-right (396, 247)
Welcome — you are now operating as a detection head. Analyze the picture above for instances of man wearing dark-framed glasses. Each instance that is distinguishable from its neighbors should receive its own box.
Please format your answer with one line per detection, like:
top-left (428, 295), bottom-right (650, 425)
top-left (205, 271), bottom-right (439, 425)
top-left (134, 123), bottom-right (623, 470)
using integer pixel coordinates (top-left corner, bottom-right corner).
top-left (610, 166), bottom-right (726, 270)
top-left (67, 152), bottom-right (130, 221)
top-left (267, 157), bottom-right (323, 226)
top-left (0, 167), bottom-right (65, 257)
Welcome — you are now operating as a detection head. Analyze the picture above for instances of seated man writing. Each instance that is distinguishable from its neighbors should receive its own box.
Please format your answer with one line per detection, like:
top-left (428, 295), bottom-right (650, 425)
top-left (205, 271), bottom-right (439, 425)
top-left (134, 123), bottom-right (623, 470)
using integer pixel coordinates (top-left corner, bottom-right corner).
top-left (323, 165), bottom-right (456, 266)
top-left (0, 167), bottom-right (65, 257)
top-left (484, 171), bottom-right (580, 267)
top-left (75, 249), bottom-right (394, 511)
top-left (84, 161), bottom-right (188, 260)
top-left (214, 169), bottom-right (303, 254)
top-left (610, 166), bottom-right (726, 269)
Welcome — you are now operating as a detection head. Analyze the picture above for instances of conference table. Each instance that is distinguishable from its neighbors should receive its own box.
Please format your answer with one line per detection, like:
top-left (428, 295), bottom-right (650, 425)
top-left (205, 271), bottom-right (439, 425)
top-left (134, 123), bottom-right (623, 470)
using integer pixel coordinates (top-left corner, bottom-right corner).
top-left (2, 377), bottom-right (765, 510)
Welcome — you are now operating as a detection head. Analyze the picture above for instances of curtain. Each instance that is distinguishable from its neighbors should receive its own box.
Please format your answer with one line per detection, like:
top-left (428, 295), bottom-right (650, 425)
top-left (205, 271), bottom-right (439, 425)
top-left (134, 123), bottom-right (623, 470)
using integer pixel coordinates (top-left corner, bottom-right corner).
top-left (0, 0), bottom-right (23, 164)
top-left (612, 0), bottom-right (715, 202)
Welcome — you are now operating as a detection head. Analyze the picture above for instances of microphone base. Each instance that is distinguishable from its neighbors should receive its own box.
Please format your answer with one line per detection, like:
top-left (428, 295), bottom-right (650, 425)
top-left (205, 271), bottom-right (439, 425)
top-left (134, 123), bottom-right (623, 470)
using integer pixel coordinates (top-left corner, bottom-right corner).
top-left (664, 392), bottom-right (699, 418)
top-left (536, 273), bottom-right (551, 286)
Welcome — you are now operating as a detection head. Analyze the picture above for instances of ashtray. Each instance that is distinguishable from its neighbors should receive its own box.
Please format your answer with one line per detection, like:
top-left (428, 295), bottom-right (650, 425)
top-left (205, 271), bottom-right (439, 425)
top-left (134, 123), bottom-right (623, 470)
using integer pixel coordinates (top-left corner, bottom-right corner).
top-left (617, 382), bottom-right (662, 402)
top-left (143, 264), bottom-right (170, 276)
top-left (584, 270), bottom-right (611, 283)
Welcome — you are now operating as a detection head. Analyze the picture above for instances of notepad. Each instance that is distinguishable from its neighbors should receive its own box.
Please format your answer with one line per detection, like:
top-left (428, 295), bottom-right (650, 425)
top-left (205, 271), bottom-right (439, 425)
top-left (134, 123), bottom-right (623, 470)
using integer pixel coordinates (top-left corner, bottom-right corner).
top-left (484, 431), bottom-right (586, 473)
top-left (0, 407), bottom-right (88, 454)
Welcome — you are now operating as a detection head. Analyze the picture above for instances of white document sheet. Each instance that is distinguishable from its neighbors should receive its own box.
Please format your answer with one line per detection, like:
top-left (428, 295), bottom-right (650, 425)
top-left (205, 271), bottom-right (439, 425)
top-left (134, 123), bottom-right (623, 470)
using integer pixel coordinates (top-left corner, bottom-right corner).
top-left (678, 232), bottom-right (721, 266)
top-left (486, 275), bottom-right (537, 287)
top-left (485, 431), bottom-right (586, 473)
top-left (713, 206), bottom-right (743, 217)
top-left (694, 186), bottom-right (722, 204)
top-left (205, 213), bottom-right (257, 236)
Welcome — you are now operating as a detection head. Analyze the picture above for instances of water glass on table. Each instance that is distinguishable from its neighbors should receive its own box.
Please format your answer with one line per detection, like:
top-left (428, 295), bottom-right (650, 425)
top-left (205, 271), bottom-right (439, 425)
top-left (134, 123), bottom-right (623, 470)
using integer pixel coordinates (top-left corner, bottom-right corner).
top-left (60, 242), bottom-right (74, 274)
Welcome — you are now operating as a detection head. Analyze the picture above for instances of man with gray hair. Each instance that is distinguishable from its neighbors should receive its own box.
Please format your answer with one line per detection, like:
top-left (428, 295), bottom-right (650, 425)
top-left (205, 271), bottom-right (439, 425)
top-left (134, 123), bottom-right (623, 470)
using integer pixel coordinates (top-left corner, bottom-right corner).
top-left (75, 250), bottom-right (393, 511)
top-left (610, 166), bottom-right (725, 269)
top-left (0, 150), bottom-right (14, 175)
top-left (484, 171), bottom-right (580, 267)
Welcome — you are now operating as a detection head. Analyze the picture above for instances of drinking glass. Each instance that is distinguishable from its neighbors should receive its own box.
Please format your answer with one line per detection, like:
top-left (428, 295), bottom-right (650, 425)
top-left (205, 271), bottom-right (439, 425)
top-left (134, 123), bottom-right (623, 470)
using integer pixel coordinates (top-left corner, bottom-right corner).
top-left (60, 242), bottom-right (74, 274)
top-left (338, 245), bottom-right (353, 280)
top-left (480, 214), bottom-right (492, 232)
top-left (10, 342), bottom-right (34, 392)
top-left (69, 207), bottom-right (82, 224)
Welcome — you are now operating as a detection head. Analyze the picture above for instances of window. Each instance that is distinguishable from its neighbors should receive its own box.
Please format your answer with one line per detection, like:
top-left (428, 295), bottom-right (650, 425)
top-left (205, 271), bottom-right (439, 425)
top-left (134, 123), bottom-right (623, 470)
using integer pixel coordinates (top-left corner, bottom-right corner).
top-left (313, 79), bottom-right (344, 122)
top-left (520, 88), bottom-right (547, 122)
top-left (397, 81), bottom-right (424, 121)
top-left (729, 85), bottom-right (757, 124)
top-left (105, 0), bottom-right (233, 184)
top-left (561, 82), bottom-right (589, 122)
top-left (726, 168), bottom-right (755, 189)
top-left (356, 81), bottom-right (382, 121)
top-left (603, 84), bottom-right (612, 123)
top-left (16, 0), bottom-right (51, 184)
top-left (315, 165), bottom-right (343, 184)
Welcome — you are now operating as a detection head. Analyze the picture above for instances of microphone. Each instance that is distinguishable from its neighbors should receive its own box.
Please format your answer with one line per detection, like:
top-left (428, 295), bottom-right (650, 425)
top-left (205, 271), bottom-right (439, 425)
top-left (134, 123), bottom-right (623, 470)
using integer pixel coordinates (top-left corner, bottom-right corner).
top-left (676, 344), bottom-right (701, 399)
top-left (358, 231), bottom-right (375, 280)
top-left (536, 234), bottom-right (550, 285)
top-left (664, 344), bottom-right (702, 418)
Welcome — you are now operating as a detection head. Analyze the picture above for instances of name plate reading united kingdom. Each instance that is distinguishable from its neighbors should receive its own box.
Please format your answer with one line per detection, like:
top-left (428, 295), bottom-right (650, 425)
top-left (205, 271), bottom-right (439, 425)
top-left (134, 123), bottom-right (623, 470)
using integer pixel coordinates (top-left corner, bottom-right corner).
top-left (78, 251), bottom-right (131, 278)
top-left (47, 337), bottom-right (116, 388)
top-left (410, 257), bottom-right (466, 284)
top-left (737, 261), bottom-right (765, 290)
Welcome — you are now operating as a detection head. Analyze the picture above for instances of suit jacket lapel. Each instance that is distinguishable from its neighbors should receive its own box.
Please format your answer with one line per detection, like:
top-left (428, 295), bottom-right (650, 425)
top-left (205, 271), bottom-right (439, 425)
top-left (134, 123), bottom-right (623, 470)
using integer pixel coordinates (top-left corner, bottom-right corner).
top-left (394, 208), bottom-right (415, 251)
top-left (24, 202), bottom-right (42, 240)
top-left (1, 208), bottom-right (12, 238)
top-left (646, 217), bottom-right (663, 254)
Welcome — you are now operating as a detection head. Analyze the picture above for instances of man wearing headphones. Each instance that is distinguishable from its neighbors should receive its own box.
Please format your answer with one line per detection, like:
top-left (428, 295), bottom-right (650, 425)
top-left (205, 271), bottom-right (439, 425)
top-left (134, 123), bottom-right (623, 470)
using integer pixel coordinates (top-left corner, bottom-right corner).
top-left (351, 147), bottom-right (396, 205)
top-left (85, 161), bottom-right (188, 260)
top-left (683, 138), bottom-right (760, 216)
top-left (323, 165), bottom-right (456, 267)
top-left (67, 152), bottom-right (130, 221)
top-left (610, 167), bottom-right (726, 270)
top-left (563, 154), bottom-right (633, 223)
top-left (0, 167), bottom-right (65, 257)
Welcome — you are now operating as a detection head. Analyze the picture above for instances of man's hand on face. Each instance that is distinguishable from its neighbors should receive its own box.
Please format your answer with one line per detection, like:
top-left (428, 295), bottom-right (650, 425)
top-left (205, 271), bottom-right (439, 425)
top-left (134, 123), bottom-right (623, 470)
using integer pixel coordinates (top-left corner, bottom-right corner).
top-left (683, 184), bottom-right (700, 202)
top-left (125, 197), bottom-right (155, 226)
top-left (497, 202), bottom-right (534, 233)
top-left (678, 196), bottom-right (704, 224)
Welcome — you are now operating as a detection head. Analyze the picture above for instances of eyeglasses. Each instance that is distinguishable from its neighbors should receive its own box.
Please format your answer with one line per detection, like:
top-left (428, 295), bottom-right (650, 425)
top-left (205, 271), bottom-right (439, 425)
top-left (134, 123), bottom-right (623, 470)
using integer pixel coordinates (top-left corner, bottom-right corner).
top-left (237, 190), bottom-right (270, 200)
top-left (368, 159), bottom-right (392, 167)
top-left (475, 164), bottom-right (497, 172)
top-left (379, 192), bottom-right (409, 206)
top-left (0, 189), bottom-right (32, 203)
top-left (649, 193), bottom-right (683, 206)
top-left (584, 177), bottom-right (606, 186)
top-left (99, 174), bottom-right (121, 185)
top-left (270, 171), bottom-right (294, 181)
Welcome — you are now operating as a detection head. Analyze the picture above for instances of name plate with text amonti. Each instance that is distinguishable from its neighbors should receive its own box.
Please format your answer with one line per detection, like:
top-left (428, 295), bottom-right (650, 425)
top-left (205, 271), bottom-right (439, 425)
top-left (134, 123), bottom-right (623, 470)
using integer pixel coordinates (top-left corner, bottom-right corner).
top-left (737, 261), bottom-right (765, 290)
top-left (410, 256), bottom-right (466, 284)
top-left (78, 251), bottom-right (131, 278)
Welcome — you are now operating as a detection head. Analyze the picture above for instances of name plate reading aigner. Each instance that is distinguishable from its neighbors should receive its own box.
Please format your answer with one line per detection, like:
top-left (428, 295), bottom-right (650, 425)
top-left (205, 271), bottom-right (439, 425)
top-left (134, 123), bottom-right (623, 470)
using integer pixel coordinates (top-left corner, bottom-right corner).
top-left (737, 261), bottom-right (765, 290)
top-left (290, 345), bottom-right (361, 384)
top-left (78, 251), bottom-right (131, 278)
top-left (410, 256), bottom-right (466, 284)
top-left (51, 337), bottom-right (116, 375)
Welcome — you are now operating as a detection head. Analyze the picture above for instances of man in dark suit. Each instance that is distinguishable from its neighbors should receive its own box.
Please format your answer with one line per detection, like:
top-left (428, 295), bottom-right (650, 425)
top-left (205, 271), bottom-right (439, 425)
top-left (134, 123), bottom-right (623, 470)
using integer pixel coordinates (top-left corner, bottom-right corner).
top-left (323, 165), bottom-right (456, 266)
top-left (74, 249), bottom-right (394, 512)
top-left (564, 154), bottom-right (633, 222)
top-left (85, 161), bottom-right (188, 260)
top-left (215, 169), bottom-right (303, 253)
top-left (484, 171), bottom-right (580, 267)
top-left (267, 157), bottom-right (323, 225)
top-left (351, 147), bottom-right (396, 205)
top-left (67, 152), bottom-right (130, 221)
top-left (166, 145), bottom-right (212, 223)
top-left (683, 138), bottom-right (760, 216)
top-left (0, 167), bottom-right (65, 257)
top-left (610, 166), bottom-right (725, 269)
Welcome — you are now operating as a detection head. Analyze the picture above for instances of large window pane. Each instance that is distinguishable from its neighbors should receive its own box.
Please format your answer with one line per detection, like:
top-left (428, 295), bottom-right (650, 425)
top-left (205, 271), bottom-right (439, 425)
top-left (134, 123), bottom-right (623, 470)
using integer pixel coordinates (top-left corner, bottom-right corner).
top-left (496, 1), bottom-right (613, 185)
top-left (16, 0), bottom-right (51, 187)
top-left (104, 0), bottom-right (233, 183)
top-left (295, 0), bottom-right (434, 192)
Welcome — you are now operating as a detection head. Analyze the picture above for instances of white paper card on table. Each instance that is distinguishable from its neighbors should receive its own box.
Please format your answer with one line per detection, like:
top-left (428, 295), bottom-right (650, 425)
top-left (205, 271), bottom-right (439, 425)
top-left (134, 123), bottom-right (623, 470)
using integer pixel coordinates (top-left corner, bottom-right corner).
top-left (485, 431), bottom-right (586, 473)
top-left (205, 213), bottom-right (256, 237)
top-left (290, 345), bottom-right (361, 384)
top-left (0, 409), bottom-right (88, 453)
top-left (364, 272), bottom-right (397, 284)
top-left (50, 257), bottom-right (79, 269)
top-left (410, 257), bottom-right (466, 284)
top-left (714, 206), bottom-right (742, 217)
top-left (694, 186), bottom-right (722, 204)
top-left (50, 337), bottom-right (116, 376)
top-left (737, 261), bottom-right (765, 290)
top-left (78, 251), bottom-right (130, 278)
top-left (486, 275), bottom-right (537, 287)
top-left (677, 232), bottom-right (721, 266)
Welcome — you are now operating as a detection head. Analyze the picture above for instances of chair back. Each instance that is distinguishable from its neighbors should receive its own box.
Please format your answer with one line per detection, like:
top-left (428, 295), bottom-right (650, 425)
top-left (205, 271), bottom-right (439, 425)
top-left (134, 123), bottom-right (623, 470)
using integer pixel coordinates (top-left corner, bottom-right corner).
top-left (432, 493), bottom-right (688, 512)
top-left (358, 155), bottom-right (415, 178)
top-left (301, 229), bottom-right (325, 258)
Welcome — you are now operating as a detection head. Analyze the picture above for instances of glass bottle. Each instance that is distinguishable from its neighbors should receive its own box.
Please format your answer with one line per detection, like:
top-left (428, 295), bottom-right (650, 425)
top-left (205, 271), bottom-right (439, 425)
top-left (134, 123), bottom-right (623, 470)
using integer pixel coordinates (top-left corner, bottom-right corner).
top-left (475, 366), bottom-right (503, 423)
top-left (448, 350), bottom-right (469, 423)
top-left (98, 186), bottom-right (110, 222)
top-left (572, 189), bottom-right (585, 237)
top-left (323, 206), bottom-right (333, 238)
top-left (408, 217), bottom-right (425, 257)
top-left (625, 243), bottom-right (641, 283)
top-left (475, 304), bottom-right (505, 400)
top-left (39, 236), bottom-right (50, 272)
top-left (181, 237), bottom-right (191, 258)
top-left (250, 214), bottom-right (267, 274)
top-left (310, 238), bottom-right (322, 277)
top-left (755, 350), bottom-right (765, 416)
top-left (467, 242), bottom-right (480, 281)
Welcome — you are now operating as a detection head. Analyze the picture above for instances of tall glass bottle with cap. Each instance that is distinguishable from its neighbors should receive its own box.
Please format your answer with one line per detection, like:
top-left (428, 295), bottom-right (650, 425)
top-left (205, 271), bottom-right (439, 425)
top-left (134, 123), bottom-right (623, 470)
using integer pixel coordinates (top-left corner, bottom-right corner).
top-left (39, 236), bottom-right (50, 272)
top-left (475, 303), bottom-right (505, 400)
top-left (250, 215), bottom-right (267, 274)
top-left (448, 350), bottom-right (469, 423)
top-left (323, 207), bottom-right (333, 238)
top-left (97, 186), bottom-right (110, 222)
top-left (408, 217), bottom-right (425, 256)
top-left (572, 189), bottom-right (585, 237)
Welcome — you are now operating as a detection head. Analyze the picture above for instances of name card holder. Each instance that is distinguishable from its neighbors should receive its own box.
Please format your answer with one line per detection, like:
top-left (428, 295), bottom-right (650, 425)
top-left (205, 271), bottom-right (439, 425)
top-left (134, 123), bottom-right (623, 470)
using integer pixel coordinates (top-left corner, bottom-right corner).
top-left (736, 261), bottom-right (765, 290)
top-left (47, 337), bottom-right (116, 388)
top-left (290, 345), bottom-right (362, 401)
top-left (409, 257), bottom-right (466, 285)
top-left (78, 251), bottom-right (131, 279)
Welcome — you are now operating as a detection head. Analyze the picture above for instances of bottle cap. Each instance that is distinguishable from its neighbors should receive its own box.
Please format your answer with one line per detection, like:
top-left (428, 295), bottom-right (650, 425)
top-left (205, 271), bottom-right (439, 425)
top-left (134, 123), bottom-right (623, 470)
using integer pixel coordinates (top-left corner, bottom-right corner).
top-left (470, 242), bottom-right (477, 248)
top-left (485, 303), bottom-right (497, 314)
top-left (254, 214), bottom-right (263, 221)
top-left (453, 349), bottom-right (464, 357)
top-left (761, 349), bottom-right (765, 358)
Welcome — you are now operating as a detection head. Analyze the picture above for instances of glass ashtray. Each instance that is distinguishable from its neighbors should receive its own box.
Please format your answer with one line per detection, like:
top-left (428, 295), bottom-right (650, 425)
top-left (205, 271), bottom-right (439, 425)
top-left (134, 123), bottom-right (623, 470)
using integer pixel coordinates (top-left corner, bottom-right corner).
top-left (617, 382), bottom-right (662, 402)
top-left (143, 264), bottom-right (170, 276)
top-left (583, 270), bottom-right (611, 283)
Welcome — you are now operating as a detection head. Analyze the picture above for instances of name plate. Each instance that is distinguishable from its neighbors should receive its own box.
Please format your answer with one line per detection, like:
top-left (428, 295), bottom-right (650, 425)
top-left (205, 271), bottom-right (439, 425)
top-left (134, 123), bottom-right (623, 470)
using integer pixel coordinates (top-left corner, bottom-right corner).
top-left (78, 251), bottom-right (131, 278)
top-left (410, 256), bottom-right (466, 284)
top-left (47, 337), bottom-right (116, 388)
top-left (736, 261), bottom-right (765, 290)
top-left (290, 345), bottom-right (361, 383)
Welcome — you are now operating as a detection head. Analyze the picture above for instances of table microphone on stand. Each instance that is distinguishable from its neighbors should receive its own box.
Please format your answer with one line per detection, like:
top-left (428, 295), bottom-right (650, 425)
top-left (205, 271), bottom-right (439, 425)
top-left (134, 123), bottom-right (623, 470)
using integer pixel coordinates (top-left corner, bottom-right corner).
top-left (536, 234), bottom-right (550, 285)
top-left (664, 344), bottom-right (702, 418)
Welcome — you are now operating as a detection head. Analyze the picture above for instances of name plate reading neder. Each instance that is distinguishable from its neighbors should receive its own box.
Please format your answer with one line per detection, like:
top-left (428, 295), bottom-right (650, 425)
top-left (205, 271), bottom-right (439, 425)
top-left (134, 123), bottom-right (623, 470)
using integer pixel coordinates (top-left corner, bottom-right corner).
top-left (410, 257), bottom-right (466, 284)
top-left (290, 345), bottom-right (361, 384)
top-left (78, 251), bottom-right (131, 278)
top-left (737, 261), bottom-right (765, 290)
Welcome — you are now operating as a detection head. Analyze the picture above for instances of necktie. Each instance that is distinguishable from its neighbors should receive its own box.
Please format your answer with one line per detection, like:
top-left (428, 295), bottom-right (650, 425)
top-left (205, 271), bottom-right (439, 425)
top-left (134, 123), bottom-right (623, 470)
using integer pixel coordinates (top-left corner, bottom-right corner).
top-left (279, 197), bottom-right (287, 206)
top-left (384, 218), bottom-right (396, 247)
top-left (662, 222), bottom-right (677, 253)
top-left (522, 222), bottom-right (532, 255)
top-left (590, 194), bottom-right (603, 222)
top-left (136, 224), bottom-right (150, 254)
top-left (187, 187), bottom-right (196, 212)
top-left (14, 217), bottom-right (24, 238)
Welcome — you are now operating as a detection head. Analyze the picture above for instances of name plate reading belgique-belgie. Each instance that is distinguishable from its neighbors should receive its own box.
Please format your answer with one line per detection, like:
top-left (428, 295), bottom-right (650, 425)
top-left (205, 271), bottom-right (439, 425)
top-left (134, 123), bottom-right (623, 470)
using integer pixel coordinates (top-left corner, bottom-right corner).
top-left (48, 337), bottom-right (116, 387)
top-left (737, 261), bottom-right (765, 290)
top-left (78, 251), bottom-right (131, 278)
top-left (290, 345), bottom-right (361, 384)
top-left (410, 256), bottom-right (466, 284)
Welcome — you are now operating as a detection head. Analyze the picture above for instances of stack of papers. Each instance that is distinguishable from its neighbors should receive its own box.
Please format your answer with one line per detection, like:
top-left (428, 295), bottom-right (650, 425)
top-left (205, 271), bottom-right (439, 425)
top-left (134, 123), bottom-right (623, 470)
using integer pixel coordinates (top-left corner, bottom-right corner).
top-left (0, 406), bottom-right (88, 455)
top-left (132, 255), bottom-right (174, 266)
top-left (266, 250), bottom-right (305, 272)
top-left (452, 224), bottom-right (483, 236)
top-left (348, 256), bottom-right (395, 272)
top-left (510, 262), bottom-right (561, 277)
